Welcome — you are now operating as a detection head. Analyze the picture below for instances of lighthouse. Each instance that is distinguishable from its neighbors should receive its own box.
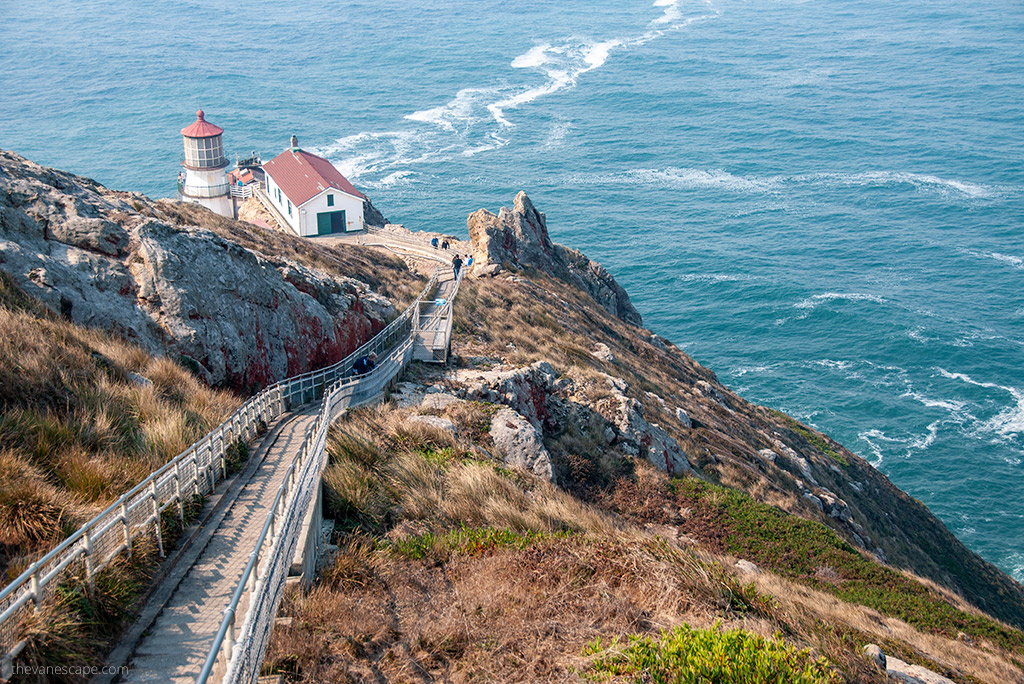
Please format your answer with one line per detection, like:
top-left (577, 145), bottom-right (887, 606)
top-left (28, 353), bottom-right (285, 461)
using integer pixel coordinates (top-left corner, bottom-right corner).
top-left (178, 109), bottom-right (233, 217)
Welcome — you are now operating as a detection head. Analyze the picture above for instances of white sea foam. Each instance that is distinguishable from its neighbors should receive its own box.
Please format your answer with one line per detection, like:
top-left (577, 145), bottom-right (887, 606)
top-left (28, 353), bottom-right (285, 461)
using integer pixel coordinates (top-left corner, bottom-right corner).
top-left (678, 272), bottom-right (751, 283)
top-left (544, 120), bottom-right (574, 148)
top-left (793, 292), bottom-right (888, 310)
top-left (567, 167), bottom-right (997, 201)
top-left (511, 43), bottom-right (551, 69)
top-left (937, 368), bottom-right (1024, 440)
top-left (858, 429), bottom-right (893, 466)
top-left (405, 87), bottom-right (499, 131)
top-left (811, 359), bottom-right (853, 371)
top-left (971, 251), bottom-right (1024, 269)
top-left (325, 0), bottom-right (716, 180)
top-left (376, 170), bottom-right (415, 187)
top-left (732, 364), bottom-right (775, 376)
top-left (788, 171), bottom-right (995, 198)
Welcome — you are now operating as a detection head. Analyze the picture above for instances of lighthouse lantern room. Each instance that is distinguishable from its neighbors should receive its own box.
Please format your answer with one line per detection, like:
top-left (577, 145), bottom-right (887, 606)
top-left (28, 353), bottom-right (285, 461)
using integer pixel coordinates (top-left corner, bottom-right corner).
top-left (178, 110), bottom-right (233, 218)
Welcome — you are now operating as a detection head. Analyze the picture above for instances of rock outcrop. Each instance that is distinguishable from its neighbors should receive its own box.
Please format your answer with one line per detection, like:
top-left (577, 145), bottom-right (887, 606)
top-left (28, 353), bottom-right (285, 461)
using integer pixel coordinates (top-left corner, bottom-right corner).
top-left (490, 407), bottom-right (556, 483)
top-left (595, 373), bottom-right (695, 478)
top-left (467, 192), bottom-right (642, 326)
top-left (0, 150), bottom-right (394, 390)
top-left (457, 361), bottom-right (558, 431)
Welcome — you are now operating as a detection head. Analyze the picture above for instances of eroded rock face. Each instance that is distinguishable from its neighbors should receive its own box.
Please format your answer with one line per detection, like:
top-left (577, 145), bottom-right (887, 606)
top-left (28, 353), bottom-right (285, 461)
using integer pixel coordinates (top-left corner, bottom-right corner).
top-left (0, 149), bottom-right (393, 390)
top-left (467, 191), bottom-right (642, 326)
top-left (600, 374), bottom-right (695, 478)
top-left (457, 361), bottom-right (558, 431)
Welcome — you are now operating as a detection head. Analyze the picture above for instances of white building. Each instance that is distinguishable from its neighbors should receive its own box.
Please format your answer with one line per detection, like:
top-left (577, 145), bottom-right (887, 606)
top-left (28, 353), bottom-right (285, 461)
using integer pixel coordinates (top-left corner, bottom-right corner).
top-left (178, 110), bottom-right (233, 218)
top-left (262, 136), bottom-right (365, 236)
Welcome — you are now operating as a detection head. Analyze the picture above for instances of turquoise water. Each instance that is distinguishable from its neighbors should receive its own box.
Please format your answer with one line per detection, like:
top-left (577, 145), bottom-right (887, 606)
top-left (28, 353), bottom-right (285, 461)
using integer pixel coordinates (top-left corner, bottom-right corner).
top-left (2, 0), bottom-right (1022, 581)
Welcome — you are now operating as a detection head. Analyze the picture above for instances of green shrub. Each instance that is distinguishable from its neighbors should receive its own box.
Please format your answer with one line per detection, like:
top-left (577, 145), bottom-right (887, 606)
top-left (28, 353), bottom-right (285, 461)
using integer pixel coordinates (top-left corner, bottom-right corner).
top-left (583, 623), bottom-right (837, 683)
top-left (224, 439), bottom-right (249, 473)
top-left (383, 525), bottom-right (561, 562)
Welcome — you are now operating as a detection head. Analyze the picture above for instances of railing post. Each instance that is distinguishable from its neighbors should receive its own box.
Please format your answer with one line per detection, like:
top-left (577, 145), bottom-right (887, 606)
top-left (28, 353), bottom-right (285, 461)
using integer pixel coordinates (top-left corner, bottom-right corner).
top-left (151, 481), bottom-right (165, 558)
top-left (121, 501), bottom-right (132, 558)
top-left (247, 550), bottom-right (260, 593)
top-left (83, 532), bottom-right (95, 591)
top-left (190, 454), bottom-right (200, 498)
top-left (30, 570), bottom-right (41, 611)
top-left (223, 610), bottom-right (236, 666)
top-left (174, 462), bottom-right (185, 524)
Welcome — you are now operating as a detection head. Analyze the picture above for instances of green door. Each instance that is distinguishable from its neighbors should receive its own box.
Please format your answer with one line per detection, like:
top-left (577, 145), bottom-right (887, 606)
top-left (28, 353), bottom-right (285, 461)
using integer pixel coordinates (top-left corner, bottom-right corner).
top-left (331, 209), bottom-right (346, 233)
top-left (317, 210), bottom-right (346, 235)
top-left (316, 212), bottom-right (331, 235)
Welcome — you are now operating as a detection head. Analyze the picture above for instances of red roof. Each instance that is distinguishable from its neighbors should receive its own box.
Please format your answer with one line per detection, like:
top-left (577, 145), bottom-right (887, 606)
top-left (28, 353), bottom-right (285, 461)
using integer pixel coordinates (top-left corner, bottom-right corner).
top-left (262, 148), bottom-right (364, 206)
top-left (180, 109), bottom-right (224, 138)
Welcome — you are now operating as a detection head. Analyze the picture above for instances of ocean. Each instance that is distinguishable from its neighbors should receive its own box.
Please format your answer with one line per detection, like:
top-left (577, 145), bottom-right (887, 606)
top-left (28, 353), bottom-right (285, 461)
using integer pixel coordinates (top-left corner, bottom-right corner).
top-left (1, 0), bottom-right (1021, 581)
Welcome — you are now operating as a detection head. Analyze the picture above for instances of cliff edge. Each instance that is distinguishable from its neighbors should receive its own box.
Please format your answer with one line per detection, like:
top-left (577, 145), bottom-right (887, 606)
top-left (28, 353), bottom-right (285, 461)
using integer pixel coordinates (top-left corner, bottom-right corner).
top-left (0, 150), bottom-right (420, 391)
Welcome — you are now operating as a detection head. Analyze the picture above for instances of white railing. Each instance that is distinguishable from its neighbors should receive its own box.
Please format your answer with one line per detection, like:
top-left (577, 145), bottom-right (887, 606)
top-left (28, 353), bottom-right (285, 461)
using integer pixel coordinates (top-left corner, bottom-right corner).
top-left (179, 181), bottom-right (232, 199)
top-left (229, 183), bottom-right (259, 199)
top-left (0, 270), bottom-right (440, 665)
top-left (199, 266), bottom-right (460, 684)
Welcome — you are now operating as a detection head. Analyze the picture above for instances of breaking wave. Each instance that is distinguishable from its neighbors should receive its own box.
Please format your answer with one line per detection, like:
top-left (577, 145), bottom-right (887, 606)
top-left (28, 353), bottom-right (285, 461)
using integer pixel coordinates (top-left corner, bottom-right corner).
top-left (566, 167), bottom-right (1002, 199)
top-left (319, 0), bottom-right (717, 182)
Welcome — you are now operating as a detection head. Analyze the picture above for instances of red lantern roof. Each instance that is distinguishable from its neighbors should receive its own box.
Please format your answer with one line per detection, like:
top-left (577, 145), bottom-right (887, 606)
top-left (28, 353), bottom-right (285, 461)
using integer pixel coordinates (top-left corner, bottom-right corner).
top-left (180, 109), bottom-right (224, 138)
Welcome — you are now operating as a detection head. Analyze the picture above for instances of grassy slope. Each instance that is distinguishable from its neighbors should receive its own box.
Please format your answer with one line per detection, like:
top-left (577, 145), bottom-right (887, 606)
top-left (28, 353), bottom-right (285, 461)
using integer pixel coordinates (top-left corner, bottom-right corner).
top-left (262, 254), bottom-right (1024, 683)
top-left (0, 272), bottom-right (241, 579)
top-left (450, 267), bottom-right (1024, 630)
top-left (265, 403), bottom-right (1023, 683)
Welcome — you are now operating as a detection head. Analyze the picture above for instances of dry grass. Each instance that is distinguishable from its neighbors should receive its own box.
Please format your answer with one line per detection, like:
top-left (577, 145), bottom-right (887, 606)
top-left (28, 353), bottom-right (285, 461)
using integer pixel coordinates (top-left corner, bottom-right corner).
top-left (0, 272), bottom-right (240, 576)
top-left (751, 572), bottom-right (1024, 684)
top-left (321, 403), bottom-right (620, 539)
top-left (451, 269), bottom-right (1024, 631)
top-left (266, 532), bottom-right (850, 683)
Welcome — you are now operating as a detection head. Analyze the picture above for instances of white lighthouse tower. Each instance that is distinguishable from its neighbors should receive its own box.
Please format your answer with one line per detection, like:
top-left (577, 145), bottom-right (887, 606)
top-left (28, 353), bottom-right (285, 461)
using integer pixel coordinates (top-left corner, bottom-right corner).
top-left (177, 109), bottom-right (233, 217)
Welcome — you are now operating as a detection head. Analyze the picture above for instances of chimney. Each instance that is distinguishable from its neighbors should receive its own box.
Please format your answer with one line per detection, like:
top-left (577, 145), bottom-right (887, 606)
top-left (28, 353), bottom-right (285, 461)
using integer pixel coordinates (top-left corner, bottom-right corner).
top-left (289, 135), bottom-right (298, 150)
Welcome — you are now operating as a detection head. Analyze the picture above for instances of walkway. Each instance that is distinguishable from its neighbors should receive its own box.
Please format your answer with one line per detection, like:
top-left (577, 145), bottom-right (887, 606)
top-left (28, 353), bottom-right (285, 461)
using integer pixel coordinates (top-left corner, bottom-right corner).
top-left (118, 407), bottom-right (318, 683)
top-left (103, 229), bottom-right (461, 683)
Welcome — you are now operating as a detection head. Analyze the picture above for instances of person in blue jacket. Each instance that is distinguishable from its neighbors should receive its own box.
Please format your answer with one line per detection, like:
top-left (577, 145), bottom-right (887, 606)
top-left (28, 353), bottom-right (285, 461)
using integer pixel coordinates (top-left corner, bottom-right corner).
top-left (350, 352), bottom-right (377, 376)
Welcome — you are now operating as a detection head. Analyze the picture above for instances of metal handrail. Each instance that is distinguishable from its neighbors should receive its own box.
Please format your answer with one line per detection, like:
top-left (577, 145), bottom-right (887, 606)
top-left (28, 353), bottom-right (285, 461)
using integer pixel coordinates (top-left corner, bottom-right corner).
top-left (199, 264), bottom-right (461, 684)
top-left (0, 270), bottom-right (439, 662)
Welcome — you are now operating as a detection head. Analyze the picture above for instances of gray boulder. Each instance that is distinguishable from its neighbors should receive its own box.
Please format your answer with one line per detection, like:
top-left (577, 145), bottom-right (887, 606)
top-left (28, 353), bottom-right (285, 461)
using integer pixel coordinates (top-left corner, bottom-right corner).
top-left (490, 408), bottom-right (555, 483)
top-left (863, 644), bottom-right (886, 669)
top-left (406, 414), bottom-right (457, 436)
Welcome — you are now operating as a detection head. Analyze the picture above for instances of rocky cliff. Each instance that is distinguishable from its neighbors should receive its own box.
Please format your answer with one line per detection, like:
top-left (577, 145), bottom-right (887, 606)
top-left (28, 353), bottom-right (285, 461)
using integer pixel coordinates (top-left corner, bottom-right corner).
top-left (449, 200), bottom-right (1024, 633)
top-left (468, 191), bottom-right (642, 326)
top-left (0, 150), bottom-right (407, 391)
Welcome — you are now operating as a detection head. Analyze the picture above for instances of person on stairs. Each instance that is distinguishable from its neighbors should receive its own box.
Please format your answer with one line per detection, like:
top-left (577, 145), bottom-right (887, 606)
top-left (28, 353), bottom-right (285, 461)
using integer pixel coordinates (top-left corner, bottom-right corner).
top-left (350, 351), bottom-right (377, 376)
top-left (452, 254), bottom-right (463, 279)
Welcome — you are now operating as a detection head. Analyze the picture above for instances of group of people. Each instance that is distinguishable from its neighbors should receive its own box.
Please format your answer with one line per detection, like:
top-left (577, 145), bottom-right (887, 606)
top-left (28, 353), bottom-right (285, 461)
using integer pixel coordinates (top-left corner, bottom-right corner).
top-left (346, 237), bottom-right (471, 379)
top-left (428, 235), bottom-right (471, 279)
top-left (451, 253), bottom-right (471, 278)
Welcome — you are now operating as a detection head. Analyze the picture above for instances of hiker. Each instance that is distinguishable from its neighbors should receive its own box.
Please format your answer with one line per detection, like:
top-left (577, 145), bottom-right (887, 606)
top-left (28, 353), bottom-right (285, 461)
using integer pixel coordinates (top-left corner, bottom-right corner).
top-left (350, 351), bottom-right (377, 376)
top-left (431, 236), bottom-right (438, 249)
top-left (466, 255), bottom-right (473, 267)
top-left (441, 239), bottom-right (449, 251)
top-left (452, 254), bottom-right (463, 279)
